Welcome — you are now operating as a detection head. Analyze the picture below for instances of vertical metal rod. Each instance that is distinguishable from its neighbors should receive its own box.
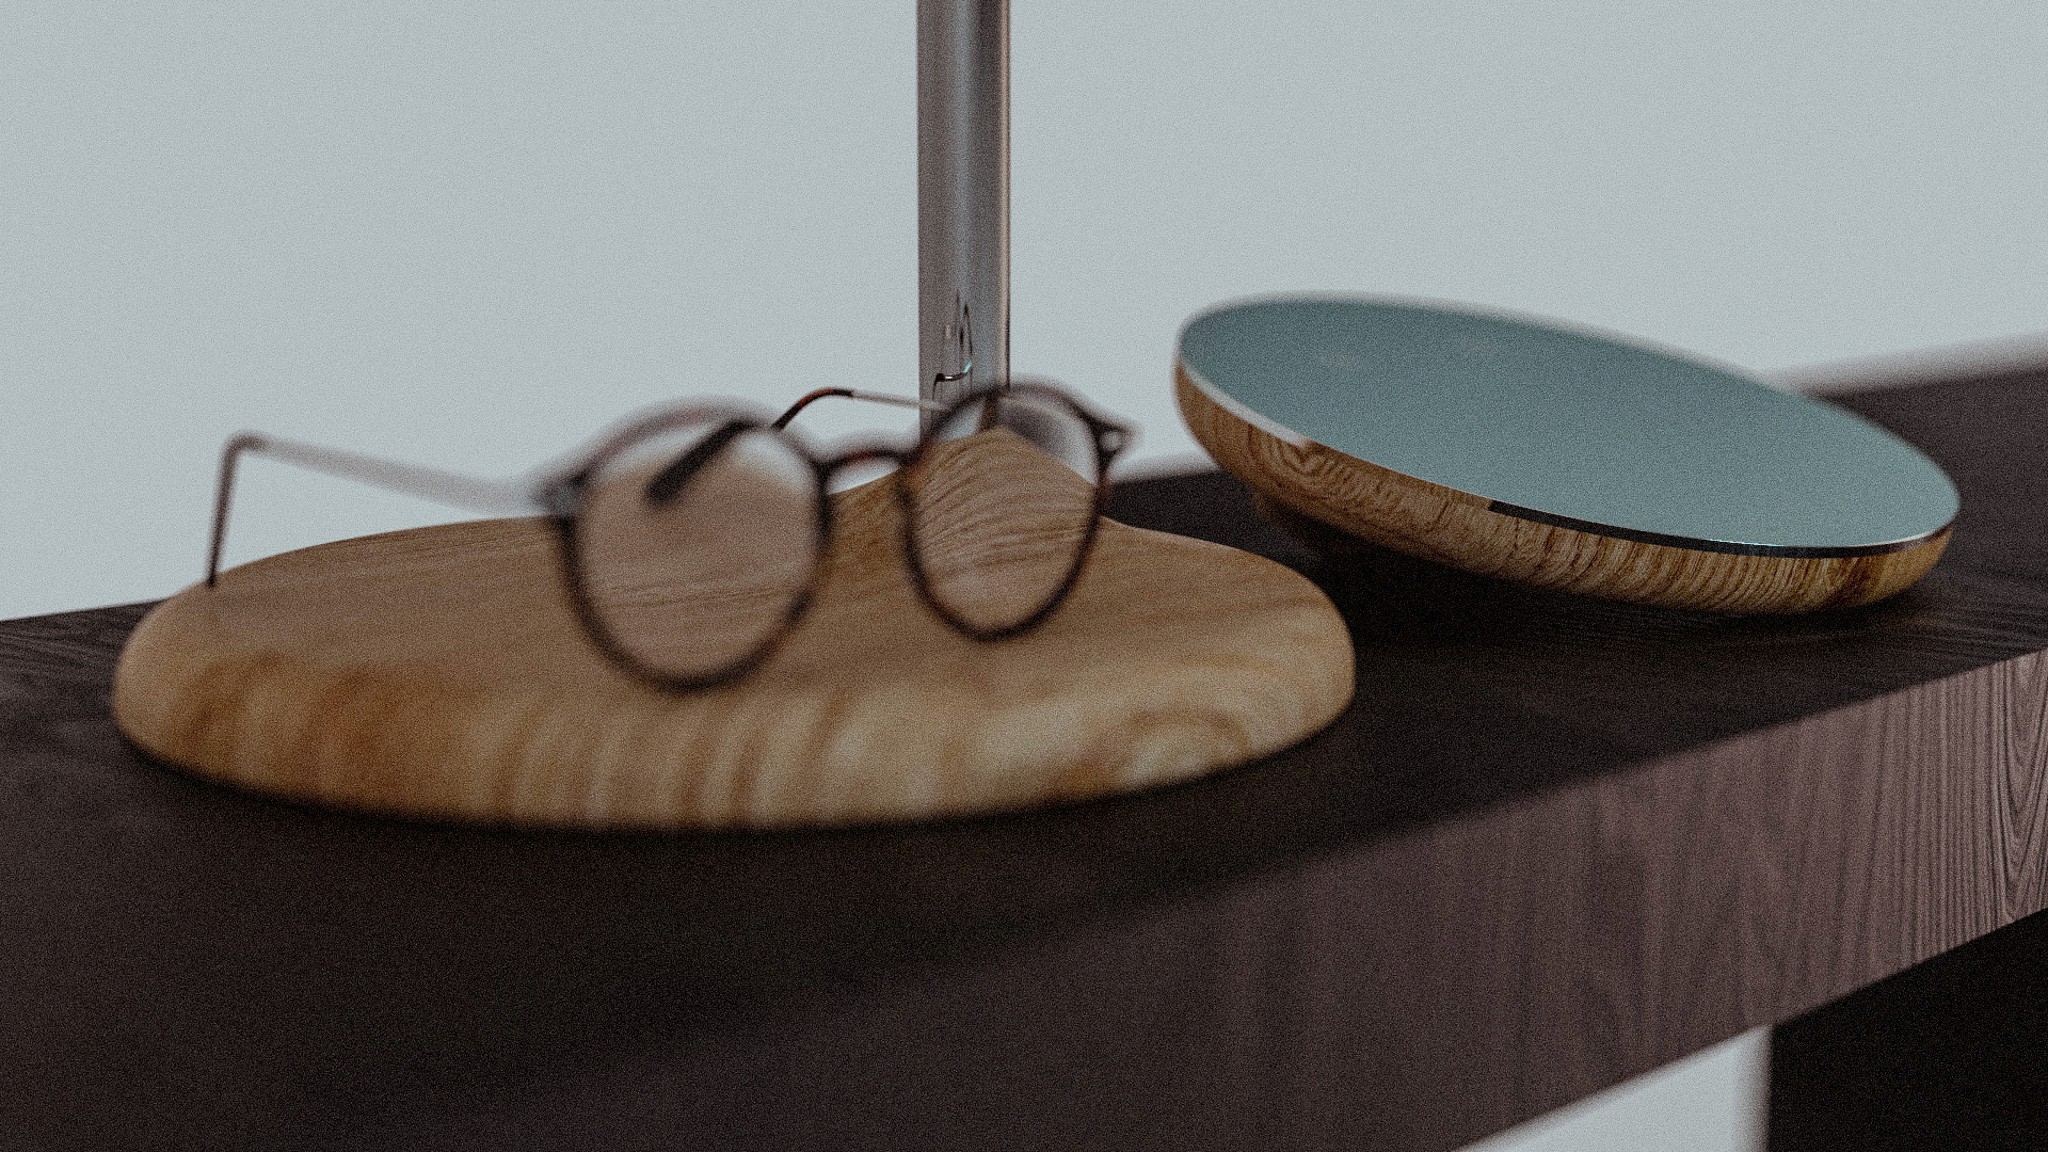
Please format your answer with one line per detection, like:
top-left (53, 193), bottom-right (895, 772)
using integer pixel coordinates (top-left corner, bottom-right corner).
top-left (917, 0), bottom-right (1009, 427)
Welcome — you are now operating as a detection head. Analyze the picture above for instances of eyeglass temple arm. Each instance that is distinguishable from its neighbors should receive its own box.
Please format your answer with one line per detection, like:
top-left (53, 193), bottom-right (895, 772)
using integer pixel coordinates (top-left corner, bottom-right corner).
top-left (206, 433), bottom-right (534, 587)
top-left (770, 388), bottom-right (948, 431)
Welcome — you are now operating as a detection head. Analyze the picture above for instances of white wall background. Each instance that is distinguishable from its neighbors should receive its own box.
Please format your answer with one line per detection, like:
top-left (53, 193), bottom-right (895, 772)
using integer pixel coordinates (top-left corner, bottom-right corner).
top-left (8, 2), bottom-right (2047, 1146)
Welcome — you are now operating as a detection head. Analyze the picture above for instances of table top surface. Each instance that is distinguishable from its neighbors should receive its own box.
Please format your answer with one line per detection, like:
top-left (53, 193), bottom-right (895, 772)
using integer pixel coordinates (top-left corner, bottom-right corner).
top-left (6, 365), bottom-right (2048, 1151)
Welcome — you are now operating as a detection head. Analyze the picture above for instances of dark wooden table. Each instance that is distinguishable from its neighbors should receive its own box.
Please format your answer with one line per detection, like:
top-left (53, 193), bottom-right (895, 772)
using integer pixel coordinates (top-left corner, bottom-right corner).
top-left (6, 366), bottom-right (2048, 1151)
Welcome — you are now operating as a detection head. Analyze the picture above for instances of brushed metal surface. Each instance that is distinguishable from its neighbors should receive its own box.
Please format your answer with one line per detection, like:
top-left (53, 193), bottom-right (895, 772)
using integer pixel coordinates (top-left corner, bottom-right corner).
top-left (917, 0), bottom-right (1009, 420)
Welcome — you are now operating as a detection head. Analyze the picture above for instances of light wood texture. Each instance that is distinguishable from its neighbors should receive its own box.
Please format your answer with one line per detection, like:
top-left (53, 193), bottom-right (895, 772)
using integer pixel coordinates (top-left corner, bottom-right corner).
top-left (109, 437), bottom-right (1354, 829)
top-left (1176, 364), bottom-right (1950, 614)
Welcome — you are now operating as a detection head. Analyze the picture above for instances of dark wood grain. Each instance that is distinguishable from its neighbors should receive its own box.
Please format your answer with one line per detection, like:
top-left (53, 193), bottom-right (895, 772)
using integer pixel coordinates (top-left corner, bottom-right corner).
top-left (1762, 364), bottom-right (2048, 1152)
top-left (5, 367), bottom-right (2048, 1150)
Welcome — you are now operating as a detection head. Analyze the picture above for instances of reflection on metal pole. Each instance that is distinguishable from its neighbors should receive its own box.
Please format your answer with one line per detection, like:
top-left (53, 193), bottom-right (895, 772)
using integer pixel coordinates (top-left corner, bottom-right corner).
top-left (917, 0), bottom-right (1009, 428)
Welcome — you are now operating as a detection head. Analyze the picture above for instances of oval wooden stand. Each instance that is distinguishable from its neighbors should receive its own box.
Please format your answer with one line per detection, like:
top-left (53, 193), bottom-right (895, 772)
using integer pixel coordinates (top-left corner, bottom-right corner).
top-left (111, 467), bottom-right (1353, 830)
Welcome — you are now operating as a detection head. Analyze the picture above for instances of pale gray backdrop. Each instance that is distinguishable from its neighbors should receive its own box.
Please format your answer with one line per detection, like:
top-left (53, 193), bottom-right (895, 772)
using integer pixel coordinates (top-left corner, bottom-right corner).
top-left (7, 3), bottom-right (2046, 1147)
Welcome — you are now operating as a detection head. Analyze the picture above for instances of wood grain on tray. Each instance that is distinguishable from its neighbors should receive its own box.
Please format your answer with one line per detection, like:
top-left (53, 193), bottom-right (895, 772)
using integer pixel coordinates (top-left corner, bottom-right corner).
top-left (1176, 365), bottom-right (1951, 614)
top-left (110, 435), bottom-right (1354, 829)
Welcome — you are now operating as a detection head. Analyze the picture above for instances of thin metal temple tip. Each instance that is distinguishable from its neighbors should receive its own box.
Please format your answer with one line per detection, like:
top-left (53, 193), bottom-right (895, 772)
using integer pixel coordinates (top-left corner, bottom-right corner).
top-left (207, 433), bottom-right (265, 588)
top-left (845, 390), bottom-right (948, 413)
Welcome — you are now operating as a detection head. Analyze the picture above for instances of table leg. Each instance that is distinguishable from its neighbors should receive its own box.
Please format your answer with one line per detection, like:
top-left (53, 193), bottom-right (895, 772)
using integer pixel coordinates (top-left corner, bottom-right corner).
top-left (1769, 907), bottom-right (2048, 1148)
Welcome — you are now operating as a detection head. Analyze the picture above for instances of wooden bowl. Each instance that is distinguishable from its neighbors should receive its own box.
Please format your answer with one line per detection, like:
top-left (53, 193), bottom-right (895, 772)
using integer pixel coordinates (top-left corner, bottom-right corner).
top-left (1175, 296), bottom-right (1958, 614)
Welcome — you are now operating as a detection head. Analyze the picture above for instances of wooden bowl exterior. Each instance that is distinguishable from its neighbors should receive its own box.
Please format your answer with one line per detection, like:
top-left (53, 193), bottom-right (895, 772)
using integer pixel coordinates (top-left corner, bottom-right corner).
top-left (1176, 364), bottom-right (1949, 614)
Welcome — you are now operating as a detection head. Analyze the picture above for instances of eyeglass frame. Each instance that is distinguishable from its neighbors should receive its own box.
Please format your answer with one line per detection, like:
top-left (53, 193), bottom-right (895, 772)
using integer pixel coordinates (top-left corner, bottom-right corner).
top-left (205, 378), bottom-right (1136, 692)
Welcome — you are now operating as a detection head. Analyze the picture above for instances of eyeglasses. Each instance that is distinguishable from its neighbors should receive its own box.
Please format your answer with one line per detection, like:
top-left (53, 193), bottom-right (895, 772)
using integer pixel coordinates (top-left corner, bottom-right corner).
top-left (206, 379), bottom-right (1135, 691)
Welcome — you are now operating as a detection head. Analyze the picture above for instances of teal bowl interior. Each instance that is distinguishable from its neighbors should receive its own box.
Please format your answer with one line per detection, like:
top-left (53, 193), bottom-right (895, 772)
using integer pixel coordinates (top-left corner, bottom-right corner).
top-left (1176, 296), bottom-right (1958, 556)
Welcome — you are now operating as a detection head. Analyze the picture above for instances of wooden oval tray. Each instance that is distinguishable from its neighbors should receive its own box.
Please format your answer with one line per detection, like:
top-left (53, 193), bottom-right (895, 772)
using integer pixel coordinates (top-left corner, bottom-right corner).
top-left (112, 458), bottom-right (1353, 830)
top-left (1177, 296), bottom-right (1958, 614)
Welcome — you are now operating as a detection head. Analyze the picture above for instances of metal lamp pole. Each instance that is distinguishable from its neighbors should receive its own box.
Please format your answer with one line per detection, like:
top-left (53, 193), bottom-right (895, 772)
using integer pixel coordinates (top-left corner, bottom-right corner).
top-left (917, 0), bottom-right (1009, 425)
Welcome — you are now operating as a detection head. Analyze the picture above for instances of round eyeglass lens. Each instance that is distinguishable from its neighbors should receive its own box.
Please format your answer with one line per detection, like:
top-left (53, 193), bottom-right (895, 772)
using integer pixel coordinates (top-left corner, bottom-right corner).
top-left (908, 389), bottom-right (1102, 635)
top-left (574, 419), bottom-right (820, 684)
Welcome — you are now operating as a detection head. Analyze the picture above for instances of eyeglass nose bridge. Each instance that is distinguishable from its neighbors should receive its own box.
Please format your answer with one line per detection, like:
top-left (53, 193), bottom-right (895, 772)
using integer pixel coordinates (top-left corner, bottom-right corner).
top-left (533, 474), bottom-right (584, 519)
top-left (816, 446), bottom-right (911, 490)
